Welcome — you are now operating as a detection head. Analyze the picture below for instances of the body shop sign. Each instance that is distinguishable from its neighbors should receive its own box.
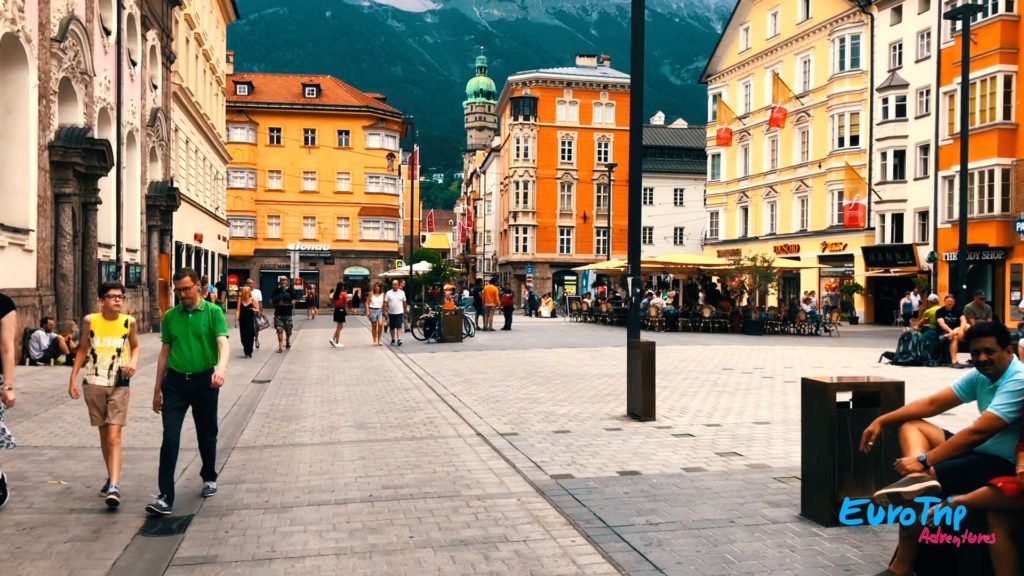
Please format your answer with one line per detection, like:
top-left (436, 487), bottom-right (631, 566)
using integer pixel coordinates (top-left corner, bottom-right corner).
top-left (941, 249), bottom-right (1007, 262)
top-left (287, 242), bottom-right (332, 258)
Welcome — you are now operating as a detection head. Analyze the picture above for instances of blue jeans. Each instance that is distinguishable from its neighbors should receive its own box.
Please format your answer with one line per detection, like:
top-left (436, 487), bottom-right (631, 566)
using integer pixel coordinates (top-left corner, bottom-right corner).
top-left (158, 369), bottom-right (219, 504)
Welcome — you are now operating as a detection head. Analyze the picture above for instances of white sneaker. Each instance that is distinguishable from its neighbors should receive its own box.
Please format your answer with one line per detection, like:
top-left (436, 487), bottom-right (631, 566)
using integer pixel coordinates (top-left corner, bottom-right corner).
top-left (328, 340), bottom-right (336, 348)
top-left (336, 343), bottom-right (344, 348)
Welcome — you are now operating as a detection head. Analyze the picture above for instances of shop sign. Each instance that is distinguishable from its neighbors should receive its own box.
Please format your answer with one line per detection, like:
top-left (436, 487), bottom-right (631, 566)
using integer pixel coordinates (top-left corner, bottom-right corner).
top-left (862, 244), bottom-right (918, 268)
top-left (1015, 215), bottom-right (1024, 234)
top-left (323, 258), bottom-right (335, 265)
top-left (717, 248), bottom-right (742, 258)
top-left (773, 243), bottom-right (800, 256)
top-left (259, 263), bottom-right (289, 271)
top-left (941, 249), bottom-right (1008, 262)
top-left (287, 242), bottom-right (331, 252)
top-left (820, 241), bottom-right (849, 253)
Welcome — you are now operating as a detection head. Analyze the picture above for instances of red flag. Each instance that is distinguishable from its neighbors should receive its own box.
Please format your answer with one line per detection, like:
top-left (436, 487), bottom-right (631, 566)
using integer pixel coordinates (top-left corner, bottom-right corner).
top-left (768, 106), bottom-right (788, 128)
top-left (458, 221), bottom-right (467, 244)
top-left (425, 209), bottom-right (435, 233)
top-left (466, 205), bottom-right (474, 230)
top-left (408, 146), bottom-right (418, 180)
top-left (843, 201), bottom-right (866, 228)
top-left (715, 127), bottom-right (733, 147)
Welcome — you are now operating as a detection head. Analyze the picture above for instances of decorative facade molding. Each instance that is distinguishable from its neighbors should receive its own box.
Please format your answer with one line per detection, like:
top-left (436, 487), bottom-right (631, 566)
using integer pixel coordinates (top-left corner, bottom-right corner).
top-left (0, 0), bottom-right (34, 50)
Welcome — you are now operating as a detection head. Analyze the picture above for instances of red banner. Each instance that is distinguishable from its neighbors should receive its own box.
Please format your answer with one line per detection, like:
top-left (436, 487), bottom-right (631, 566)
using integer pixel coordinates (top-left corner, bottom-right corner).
top-left (466, 205), bottom-right (474, 230)
top-left (715, 127), bottom-right (733, 147)
top-left (408, 147), bottom-right (418, 180)
top-left (842, 201), bottom-right (867, 229)
top-left (768, 106), bottom-right (788, 129)
top-left (458, 221), bottom-right (467, 244)
top-left (425, 209), bottom-right (435, 233)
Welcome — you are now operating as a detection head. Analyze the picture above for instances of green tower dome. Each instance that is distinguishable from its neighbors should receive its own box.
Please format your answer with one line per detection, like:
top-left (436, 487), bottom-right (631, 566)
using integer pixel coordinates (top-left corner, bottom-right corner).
top-left (464, 51), bottom-right (496, 104)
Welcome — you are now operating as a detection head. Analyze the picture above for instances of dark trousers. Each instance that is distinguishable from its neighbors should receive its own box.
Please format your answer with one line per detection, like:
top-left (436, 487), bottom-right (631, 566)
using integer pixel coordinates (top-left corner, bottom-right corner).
top-left (502, 306), bottom-right (513, 329)
top-left (158, 369), bottom-right (219, 504)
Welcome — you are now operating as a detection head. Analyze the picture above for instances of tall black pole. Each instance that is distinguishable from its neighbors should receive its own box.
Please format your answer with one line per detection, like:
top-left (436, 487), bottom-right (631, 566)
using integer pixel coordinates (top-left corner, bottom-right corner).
top-left (606, 162), bottom-right (618, 261)
top-left (944, 4), bottom-right (981, 305)
top-left (405, 116), bottom-right (416, 281)
top-left (627, 1), bottom-right (644, 342)
top-left (115, 0), bottom-right (123, 280)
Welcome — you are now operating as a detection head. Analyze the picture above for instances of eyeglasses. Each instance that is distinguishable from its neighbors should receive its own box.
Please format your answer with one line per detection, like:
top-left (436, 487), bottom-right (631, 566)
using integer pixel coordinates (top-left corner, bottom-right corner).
top-left (175, 284), bottom-right (196, 294)
top-left (102, 294), bottom-right (126, 301)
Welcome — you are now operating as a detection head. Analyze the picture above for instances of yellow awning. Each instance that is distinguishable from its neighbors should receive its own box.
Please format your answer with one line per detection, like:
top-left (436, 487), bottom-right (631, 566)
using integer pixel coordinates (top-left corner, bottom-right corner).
top-left (572, 259), bottom-right (629, 271)
top-left (644, 253), bottom-right (732, 268)
top-left (421, 232), bottom-right (450, 250)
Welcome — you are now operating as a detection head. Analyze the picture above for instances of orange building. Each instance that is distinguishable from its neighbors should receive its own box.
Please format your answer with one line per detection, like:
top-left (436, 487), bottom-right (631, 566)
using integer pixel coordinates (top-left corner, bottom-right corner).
top-left (935, 4), bottom-right (1023, 322)
top-left (225, 71), bottom-right (410, 304)
top-left (494, 54), bottom-right (630, 295)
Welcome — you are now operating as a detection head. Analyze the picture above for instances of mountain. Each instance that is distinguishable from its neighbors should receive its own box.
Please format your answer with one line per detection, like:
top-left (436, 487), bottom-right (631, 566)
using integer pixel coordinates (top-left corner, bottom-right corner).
top-left (228, 0), bottom-right (735, 173)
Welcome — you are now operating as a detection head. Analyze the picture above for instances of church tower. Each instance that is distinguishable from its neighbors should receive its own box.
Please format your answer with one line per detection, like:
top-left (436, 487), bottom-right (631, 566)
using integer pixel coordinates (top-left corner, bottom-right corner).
top-left (463, 49), bottom-right (497, 151)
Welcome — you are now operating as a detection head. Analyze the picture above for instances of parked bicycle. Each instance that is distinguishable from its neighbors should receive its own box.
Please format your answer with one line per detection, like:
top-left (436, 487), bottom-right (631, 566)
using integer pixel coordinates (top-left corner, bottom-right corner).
top-left (410, 304), bottom-right (475, 342)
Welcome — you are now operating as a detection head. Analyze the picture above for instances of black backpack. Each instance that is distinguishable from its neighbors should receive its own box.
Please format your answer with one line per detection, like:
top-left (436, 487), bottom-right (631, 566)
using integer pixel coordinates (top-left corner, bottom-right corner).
top-left (891, 331), bottom-right (923, 366)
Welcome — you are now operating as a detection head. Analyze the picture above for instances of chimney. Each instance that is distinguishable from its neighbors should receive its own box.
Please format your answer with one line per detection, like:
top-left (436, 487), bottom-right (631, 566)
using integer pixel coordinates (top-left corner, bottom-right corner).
top-left (598, 54), bottom-right (611, 67)
top-left (225, 50), bottom-right (234, 75)
top-left (366, 92), bottom-right (388, 103)
top-left (650, 111), bottom-right (665, 125)
top-left (575, 54), bottom-right (598, 68)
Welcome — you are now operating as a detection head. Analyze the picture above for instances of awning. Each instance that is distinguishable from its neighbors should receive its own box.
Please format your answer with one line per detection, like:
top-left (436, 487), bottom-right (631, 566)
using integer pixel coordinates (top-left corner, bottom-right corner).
top-left (421, 232), bottom-right (450, 250)
top-left (358, 206), bottom-right (400, 218)
top-left (864, 268), bottom-right (925, 277)
top-left (343, 265), bottom-right (370, 279)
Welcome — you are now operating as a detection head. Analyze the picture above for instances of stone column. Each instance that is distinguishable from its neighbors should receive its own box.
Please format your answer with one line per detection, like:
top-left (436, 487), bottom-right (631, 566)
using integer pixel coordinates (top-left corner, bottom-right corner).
top-left (80, 192), bottom-right (101, 317)
top-left (51, 165), bottom-right (78, 324)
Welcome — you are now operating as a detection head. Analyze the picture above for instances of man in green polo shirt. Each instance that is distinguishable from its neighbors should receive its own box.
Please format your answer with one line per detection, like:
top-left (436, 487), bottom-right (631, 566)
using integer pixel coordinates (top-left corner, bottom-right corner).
top-left (146, 268), bottom-right (229, 516)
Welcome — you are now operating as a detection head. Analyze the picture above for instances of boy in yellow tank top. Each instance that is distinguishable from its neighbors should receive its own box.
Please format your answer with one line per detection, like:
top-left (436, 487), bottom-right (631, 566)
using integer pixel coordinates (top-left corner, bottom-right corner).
top-left (68, 281), bottom-right (140, 509)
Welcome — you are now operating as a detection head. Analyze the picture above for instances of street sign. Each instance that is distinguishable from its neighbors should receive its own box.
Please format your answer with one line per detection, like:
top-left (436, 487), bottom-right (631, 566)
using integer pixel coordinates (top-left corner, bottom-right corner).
top-left (525, 263), bottom-right (534, 275)
top-left (526, 273), bottom-right (534, 285)
top-left (1015, 214), bottom-right (1024, 241)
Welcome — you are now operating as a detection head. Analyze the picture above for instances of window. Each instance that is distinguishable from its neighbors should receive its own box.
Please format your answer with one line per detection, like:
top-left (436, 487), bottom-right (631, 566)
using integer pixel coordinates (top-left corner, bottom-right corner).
top-left (302, 128), bottom-right (316, 146)
top-left (766, 200), bottom-right (778, 234)
top-left (556, 100), bottom-right (579, 123)
top-left (673, 188), bottom-right (685, 207)
top-left (833, 33), bottom-right (862, 73)
top-left (336, 130), bottom-right (350, 147)
top-left (304, 86), bottom-right (318, 98)
top-left (365, 132), bottom-right (400, 150)
top-left (798, 125), bottom-right (811, 163)
top-left (799, 0), bottom-right (811, 22)
top-left (739, 142), bottom-right (750, 177)
top-left (595, 228), bottom-right (609, 256)
top-left (336, 172), bottom-right (351, 192)
top-left (920, 0), bottom-right (931, 12)
top-left (738, 205), bottom-right (750, 237)
top-left (798, 196), bottom-right (809, 231)
top-left (944, 176), bottom-right (955, 220)
top-left (767, 9), bottom-right (779, 37)
top-left (642, 226), bottom-right (654, 245)
top-left (268, 127), bottom-right (282, 145)
top-left (917, 29), bottom-right (932, 60)
top-left (365, 174), bottom-right (399, 194)
top-left (890, 213), bottom-right (905, 243)
top-left (828, 189), bottom-right (844, 226)
top-left (967, 167), bottom-right (1012, 216)
top-left (891, 4), bottom-right (903, 25)
top-left (741, 79), bottom-right (753, 114)
top-left (559, 182), bottom-right (574, 212)
top-left (1003, 74), bottom-right (1015, 121)
top-left (558, 227), bottom-right (573, 254)
top-left (893, 149), bottom-right (907, 181)
top-left (360, 219), bottom-right (399, 241)
top-left (559, 138), bottom-right (574, 164)
top-left (709, 153), bottom-right (722, 181)
top-left (915, 210), bottom-right (929, 243)
top-left (513, 180), bottom-right (532, 210)
top-left (514, 137), bottom-right (522, 160)
top-left (673, 227), bottom-right (686, 245)
top-left (226, 124), bottom-right (256, 143)
top-left (266, 170), bottom-right (282, 190)
top-left (228, 217), bottom-right (255, 239)
top-left (708, 93), bottom-right (720, 122)
top-left (799, 54), bottom-right (813, 92)
top-left (596, 139), bottom-right (611, 164)
top-left (708, 211), bottom-right (720, 240)
top-left (513, 226), bottom-right (533, 254)
top-left (603, 102), bottom-right (615, 124)
top-left (917, 144), bottom-right (930, 178)
top-left (767, 135), bottom-right (779, 170)
top-left (740, 24), bottom-right (751, 51)
top-left (946, 0), bottom-right (1016, 37)
top-left (302, 216), bottom-right (317, 239)
top-left (266, 215), bottom-right (281, 239)
top-left (522, 136), bottom-right (531, 160)
top-left (336, 217), bottom-right (350, 240)
top-left (917, 87), bottom-right (931, 116)
top-left (832, 111), bottom-right (861, 149)
top-left (227, 168), bottom-right (256, 189)
top-left (642, 187), bottom-right (654, 206)
top-left (877, 214), bottom-right (887, 244)
top-left (889, 42), bottom-right (903, 70)
top-left (881, 94), bottom-right (908, 120)
top-left (234, 83), bottom-right (249, 96)
top-left (593, 101), bottom-right (616, 124)
top-left (302, 171), bottom-right (317, 192)
top-left (595, 184), bottom-right (609, 214)
top-left (945, 91), bottom-right (957, 136)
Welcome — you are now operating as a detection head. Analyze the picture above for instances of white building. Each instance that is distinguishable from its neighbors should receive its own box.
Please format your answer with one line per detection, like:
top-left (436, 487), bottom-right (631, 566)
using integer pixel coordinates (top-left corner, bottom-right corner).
top-left (641, 114), bottom-right (708, 256)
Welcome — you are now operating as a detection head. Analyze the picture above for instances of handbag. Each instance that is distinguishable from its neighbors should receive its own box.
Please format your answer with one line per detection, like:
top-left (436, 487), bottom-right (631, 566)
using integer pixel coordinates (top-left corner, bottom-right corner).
top-left (255, 313), bottom-right (270, 332)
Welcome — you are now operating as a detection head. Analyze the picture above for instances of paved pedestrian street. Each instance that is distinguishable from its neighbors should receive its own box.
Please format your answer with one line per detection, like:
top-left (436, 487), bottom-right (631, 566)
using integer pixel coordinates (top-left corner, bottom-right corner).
top-left (0, 314), bottom-right (980, 575)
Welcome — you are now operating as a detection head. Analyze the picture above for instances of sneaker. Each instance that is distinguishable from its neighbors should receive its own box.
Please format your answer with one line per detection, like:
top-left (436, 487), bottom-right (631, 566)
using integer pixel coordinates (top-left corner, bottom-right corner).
top-left (201, 481), bottom-right (218, 498)
top-left (328, 339), bottom-right (336, 348)
top-left (873, 474), bottom-right (941, 506)
top-left (0, 471), bottom-right (9, 509)
top-left (285, 341), bottom-right (291, 349)
top-left (336, 343), bottom-right (344, 348)
top-left (99, 478), bottom-right (110, 497)
top-left (254, 339), bottom-right (260, 349)
top-left (397, 340), bottom-right (403, 346)
top-left (145, 496), bottom-right (172, 516)
top-left (105, 486), bottom-right (121, 509)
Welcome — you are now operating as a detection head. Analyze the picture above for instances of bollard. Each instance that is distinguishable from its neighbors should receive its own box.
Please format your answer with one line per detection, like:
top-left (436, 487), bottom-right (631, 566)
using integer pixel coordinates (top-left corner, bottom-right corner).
top-left (627, 339), bottom-right (655, 421)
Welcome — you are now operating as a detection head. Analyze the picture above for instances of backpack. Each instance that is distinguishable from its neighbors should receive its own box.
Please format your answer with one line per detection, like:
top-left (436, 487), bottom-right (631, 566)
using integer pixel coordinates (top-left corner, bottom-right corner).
top-left (891, 331), bottom-right (923, 366)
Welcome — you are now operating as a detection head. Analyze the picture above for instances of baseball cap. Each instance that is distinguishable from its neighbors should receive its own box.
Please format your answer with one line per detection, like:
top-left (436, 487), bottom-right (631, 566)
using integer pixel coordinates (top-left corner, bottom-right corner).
top-left (927, 294), bottom-right (939, 302)
top-left (973, 289), bottom-right (986, 298)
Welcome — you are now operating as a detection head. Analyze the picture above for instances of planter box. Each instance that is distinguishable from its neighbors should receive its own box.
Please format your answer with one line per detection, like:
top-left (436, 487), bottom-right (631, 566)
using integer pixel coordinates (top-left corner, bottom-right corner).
top-left (742, 319), bottom-right (765, 336)
top-left (847, 316), bottom-right (860, 325)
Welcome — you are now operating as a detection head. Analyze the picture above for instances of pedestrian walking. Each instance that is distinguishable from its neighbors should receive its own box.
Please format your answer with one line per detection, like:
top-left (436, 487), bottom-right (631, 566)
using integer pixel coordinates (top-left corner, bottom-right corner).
top-left (0, 291), bottom-right (17, 509)
top-left (247, 278), bottom-right (263, 350)
top-left (481, 278), bottom-right (499, 331)
top-left (235, 286), bottom-right (257, 358)
top-left (351, 288), bottom-right (361, 315)
top-left (305, 284), bottom-right (318, 320)
top-left (146, 268), bottom-right (229, 516)
top-left (67, 281), bottom-right (140, 509)
top-left (367, 283), bottom-right (385, 346)
top-left (329, 282), bottom-right (347, 348)
top-left (471, 279), bottom-right (484, 329)
top-left (385, 280), bottom-right (408, 346)
top-left (270, 277), bottom-right (297, 353)
top-left (501, 285), bottom-right (515, 330)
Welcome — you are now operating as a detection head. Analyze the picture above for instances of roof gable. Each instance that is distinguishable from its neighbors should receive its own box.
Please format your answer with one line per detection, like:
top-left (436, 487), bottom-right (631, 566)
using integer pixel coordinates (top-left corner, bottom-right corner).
top-left (700, 0), bottom-right (753, 84)
top-left (226, 73), bottom-right (402, 117)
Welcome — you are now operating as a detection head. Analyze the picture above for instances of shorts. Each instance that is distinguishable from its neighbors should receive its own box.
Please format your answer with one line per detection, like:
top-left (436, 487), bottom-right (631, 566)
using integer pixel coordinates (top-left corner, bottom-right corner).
top-left (388, 313), bottom-right (404, 330)
top-left (987, 475), bottom-right (1024, 500)
top-left (368, 308), bottom-right (382, 322)
top-left (274, 315), bottom-right (293, 333)
top-left (83, 384), bottom-right (130, 427)
top-left (933, 429), bottom-right (1015, 496)
top-left (333, 308), bottom-right (347, 324)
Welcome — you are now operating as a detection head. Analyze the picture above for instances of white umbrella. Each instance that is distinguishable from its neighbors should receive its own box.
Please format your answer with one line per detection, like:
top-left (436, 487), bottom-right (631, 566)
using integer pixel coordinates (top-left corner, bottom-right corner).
top-left (379, 260), bottom-right (434, 277)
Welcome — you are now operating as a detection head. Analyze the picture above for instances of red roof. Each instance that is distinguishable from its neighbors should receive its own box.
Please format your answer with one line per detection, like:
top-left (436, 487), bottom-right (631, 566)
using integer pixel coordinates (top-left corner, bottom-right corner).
top-left (226, 73), bottom-right (401, 117)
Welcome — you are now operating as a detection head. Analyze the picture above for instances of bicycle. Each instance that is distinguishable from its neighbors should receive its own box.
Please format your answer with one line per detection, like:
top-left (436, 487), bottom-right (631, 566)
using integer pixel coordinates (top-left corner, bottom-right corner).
top-left (410, 304), bottom-right (442, 342)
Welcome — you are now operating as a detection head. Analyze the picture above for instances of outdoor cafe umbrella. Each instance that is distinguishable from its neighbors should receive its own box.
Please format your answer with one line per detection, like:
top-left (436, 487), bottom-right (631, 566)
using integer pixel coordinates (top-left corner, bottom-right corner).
top-left (379, 260), bottom-right (434, 277)
top-left (642, 253), bottom-right (732, 270)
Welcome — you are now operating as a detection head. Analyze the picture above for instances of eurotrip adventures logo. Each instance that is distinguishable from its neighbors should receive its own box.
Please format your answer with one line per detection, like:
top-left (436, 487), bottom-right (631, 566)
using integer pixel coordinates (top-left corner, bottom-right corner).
top-left (839, 497), bottom-right (997, 546)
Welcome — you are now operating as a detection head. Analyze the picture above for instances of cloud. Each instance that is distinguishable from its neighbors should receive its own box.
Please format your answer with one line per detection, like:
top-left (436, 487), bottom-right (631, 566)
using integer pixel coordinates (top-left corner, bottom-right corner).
top-left (370, 0), bottom-right (439, 12)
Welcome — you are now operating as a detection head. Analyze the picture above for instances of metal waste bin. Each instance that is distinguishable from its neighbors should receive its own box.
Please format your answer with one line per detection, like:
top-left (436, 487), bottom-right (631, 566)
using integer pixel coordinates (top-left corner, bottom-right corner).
top-left (440, 310), bottom-right (464, 343)
top-left (801, 376), bottom-right (904, 526)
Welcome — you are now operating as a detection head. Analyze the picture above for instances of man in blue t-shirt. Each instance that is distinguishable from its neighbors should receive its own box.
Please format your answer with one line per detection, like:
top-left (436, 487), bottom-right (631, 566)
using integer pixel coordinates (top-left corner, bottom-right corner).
top-left (859, 322), bottom-right (1024, 576)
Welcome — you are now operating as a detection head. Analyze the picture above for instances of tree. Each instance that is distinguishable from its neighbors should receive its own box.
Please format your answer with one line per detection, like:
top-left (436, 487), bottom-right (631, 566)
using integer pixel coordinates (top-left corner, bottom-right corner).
top-left (730, 253), bottom-right (781, 310)
top-left (412, 248), bottom-right (441, 266)
top-left (839, 281), bottom-right (864, 317)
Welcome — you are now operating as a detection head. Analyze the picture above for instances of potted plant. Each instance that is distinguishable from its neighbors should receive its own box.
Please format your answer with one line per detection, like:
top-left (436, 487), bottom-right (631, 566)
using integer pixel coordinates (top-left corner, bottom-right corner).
top-left (731, 254), bottom-right (780, 335)
top-left (839, 281), bottom-right (864, 325)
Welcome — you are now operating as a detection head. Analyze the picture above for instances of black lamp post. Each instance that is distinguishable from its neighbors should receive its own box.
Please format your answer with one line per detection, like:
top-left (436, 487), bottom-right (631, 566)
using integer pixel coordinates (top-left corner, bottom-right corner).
top-left (403, 115), bottom-right (416, 282)
top-left (943, 3), bottom-right (982, 306)
top-left (605, 162), bottom-right (618, 261)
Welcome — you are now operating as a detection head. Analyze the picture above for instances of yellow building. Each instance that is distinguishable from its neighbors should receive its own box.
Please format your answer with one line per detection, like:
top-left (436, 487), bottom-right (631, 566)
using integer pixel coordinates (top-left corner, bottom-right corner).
top-left (701, 0), bottom-right (875, 321)
top-left (225, 67), bottom-right (409, 304)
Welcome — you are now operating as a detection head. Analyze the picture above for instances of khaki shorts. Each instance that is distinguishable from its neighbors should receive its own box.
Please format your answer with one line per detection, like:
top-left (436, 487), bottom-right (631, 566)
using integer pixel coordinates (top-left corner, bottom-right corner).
top-left (83, 384), bottom-right (130, 427)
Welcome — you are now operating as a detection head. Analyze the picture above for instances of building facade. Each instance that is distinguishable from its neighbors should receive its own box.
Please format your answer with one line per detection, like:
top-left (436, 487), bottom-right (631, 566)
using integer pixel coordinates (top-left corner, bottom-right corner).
top-left (224, 71), bottom-right (407, 305)
top-left (935, 0), bottom-right (1023, 323)
top-left (641, 113), bottom-right (708, 257)
top-left (169, 0), bottom-right (237, 294)
top-left (701, 0), bottom-right (874, 320)
top-left (495, 53), bottom-right (631, 297)
top-left (0, 0), bottom-right (177, 334)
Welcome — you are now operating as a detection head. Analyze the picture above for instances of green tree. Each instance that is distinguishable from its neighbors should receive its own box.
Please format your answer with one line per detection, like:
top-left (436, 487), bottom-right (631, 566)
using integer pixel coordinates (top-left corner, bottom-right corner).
top-left (730, 253), bottom-right (781, 310)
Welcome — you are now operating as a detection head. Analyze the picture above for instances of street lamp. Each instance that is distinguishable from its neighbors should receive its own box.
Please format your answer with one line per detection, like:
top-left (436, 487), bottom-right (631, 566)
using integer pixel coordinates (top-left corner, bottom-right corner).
top-left (403, 115), bottom-right (416, 283)
top-left (605, 162), bottom-right (619, 261)
top-left (943, 3), bottom-right (983, 306)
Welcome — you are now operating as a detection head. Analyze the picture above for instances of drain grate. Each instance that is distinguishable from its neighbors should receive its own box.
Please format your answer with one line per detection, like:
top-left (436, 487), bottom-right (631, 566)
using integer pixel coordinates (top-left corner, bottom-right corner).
top-left (139, 514), bottom-right (194, 537)
top-left (703, 423), bottom-right (722, 428)
top-left (751, 421), bottom-right (771, 425)
top-left (252, 379), bottom-right (271, 384)
top-left (603, 427), bottom-right (623, 432)
top-left (682, 466), bottom-right (706, 473)
top-left (654, 425), bottom-right (673, 429)
top-left (774, 476), bottom-right (800, 485)
top-left (715, 451), bottom-right (744, 458)
top-left (616, 470), bottom-right (641, 476)
top-left (550, 473), bottom-right (575, 480)
top-left (500, 432), bottom-right (519, 437)
top-left (672, 433), bottom-right (695, 438)
top-left (552, 430), bottom-right (571, 434)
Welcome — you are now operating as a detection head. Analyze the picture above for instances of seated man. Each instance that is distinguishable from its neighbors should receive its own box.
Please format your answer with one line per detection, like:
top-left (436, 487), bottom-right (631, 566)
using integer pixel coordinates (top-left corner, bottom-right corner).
top-left (861, 322), bottom-right (1024, 576)
top-left (935, 294), bottom-right (969, 367)
top-left (28, 316), bottom-right (76, 366)
top-left (964, 289), bottom-right (994, 327)
top-left (649, 292), bottom-right (666, 311)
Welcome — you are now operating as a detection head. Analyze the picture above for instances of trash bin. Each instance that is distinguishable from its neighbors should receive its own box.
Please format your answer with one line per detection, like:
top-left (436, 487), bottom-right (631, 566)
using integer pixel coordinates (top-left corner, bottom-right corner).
top-left (800, 376), bottom-right (904, 527)
top-left (440, 309), bottom-right (464, 343)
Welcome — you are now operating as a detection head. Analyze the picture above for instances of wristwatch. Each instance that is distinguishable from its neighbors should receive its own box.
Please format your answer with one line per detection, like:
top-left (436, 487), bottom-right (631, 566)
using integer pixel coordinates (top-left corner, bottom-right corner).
top-left (917, 453), bottom-right (931, 470)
